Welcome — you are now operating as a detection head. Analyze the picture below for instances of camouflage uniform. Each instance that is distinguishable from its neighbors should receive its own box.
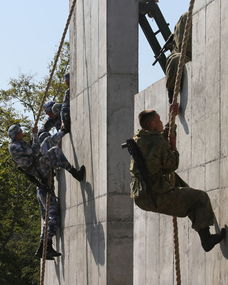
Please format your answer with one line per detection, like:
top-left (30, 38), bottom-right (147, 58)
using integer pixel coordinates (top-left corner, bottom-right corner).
top-left (39, 131), bottom-right (65, 156)
top-left (60, 88), bottom-right (71, 132)
top-left (8, 131), bottom-right (72, 181)
top-left (38, 116), bottom-right (61, 136)
top-left (166, 12), bottom-right (192, 102)
top-left (130, 129), bottom-right (214, 232)
top-left (37, 187), bottom-right (59, 240)
top-left (36, 130), bottom-right (68, 240)
top-left (38, 101), bottom-right (61, 136)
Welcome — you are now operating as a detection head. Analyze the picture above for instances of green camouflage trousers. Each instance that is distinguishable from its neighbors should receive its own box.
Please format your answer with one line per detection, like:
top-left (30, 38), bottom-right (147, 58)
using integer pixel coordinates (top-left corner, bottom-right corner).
top-left (135, 187), bottom-right (214, 232)
top-left (166, 52), bottom-right (191, 91)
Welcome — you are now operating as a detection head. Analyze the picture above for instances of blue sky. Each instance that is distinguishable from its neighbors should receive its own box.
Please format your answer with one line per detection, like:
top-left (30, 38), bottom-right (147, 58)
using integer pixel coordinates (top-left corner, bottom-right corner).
top-left (0, 1), bottom-right (189, 92)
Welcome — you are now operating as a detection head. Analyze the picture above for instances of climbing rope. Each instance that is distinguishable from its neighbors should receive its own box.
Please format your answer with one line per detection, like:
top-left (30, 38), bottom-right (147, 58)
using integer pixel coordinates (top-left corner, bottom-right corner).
top-left (40, 195), bottom-right (50, 285)
top-left (34, 0), bottom-right (77, 129)
top-left (168, 1), bottom-right (195, 285)
top-left (38, 1), bottom-right (77, 285)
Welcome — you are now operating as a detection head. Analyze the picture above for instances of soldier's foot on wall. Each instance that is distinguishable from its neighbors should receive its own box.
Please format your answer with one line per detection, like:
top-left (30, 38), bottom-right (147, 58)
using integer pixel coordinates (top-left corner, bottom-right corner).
top-left (69, 165), bottom-right (86, 182)
top-left (34, 240), bottom-right (55, 260)
top-left (198, 227), bottom-right (226, 252)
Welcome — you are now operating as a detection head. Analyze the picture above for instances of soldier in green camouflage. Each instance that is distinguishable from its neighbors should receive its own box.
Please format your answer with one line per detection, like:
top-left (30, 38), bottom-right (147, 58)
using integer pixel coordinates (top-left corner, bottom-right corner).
top-left (166, 12), bottom-right (192, 104)
top-left (130, 107), bottom-right (225, 252)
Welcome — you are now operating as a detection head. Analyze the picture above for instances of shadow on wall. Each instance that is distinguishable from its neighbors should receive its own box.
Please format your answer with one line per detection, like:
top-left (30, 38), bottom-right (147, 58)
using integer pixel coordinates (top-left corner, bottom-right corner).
top-left (179, 66), bottom-right (189, 135)
top-left (70, 133), bottom-right (105, 266)
top-left (81, 181), bottom-right (105, 266)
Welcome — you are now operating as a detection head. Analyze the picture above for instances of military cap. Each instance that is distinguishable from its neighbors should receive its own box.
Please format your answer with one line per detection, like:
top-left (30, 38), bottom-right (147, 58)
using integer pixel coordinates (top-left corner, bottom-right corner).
top-left (38, 132), bottom-right (51, 144)
top-left (8, 124), bottom-right (22, 140)
top-left (52, 103), bottom-right (62, 116)
top-left (43, 101), bottom-right (55, 113)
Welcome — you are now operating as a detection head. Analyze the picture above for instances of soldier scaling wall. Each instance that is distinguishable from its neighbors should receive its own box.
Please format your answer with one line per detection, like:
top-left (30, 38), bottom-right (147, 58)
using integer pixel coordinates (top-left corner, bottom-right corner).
top-left (45, 0), bottom-right (138, 284)
top-left (134, 0), bottom-right (228, 284)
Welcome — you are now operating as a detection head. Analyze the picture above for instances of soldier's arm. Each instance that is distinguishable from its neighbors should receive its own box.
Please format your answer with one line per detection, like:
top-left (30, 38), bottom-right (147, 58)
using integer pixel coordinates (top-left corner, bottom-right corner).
top-left (38, 118), bottom-right (56, 136)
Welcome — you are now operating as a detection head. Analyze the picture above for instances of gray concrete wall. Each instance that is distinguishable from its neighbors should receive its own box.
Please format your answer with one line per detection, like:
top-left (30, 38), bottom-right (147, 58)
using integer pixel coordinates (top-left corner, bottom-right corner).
top-left (45, 0), bottom-right (138, 284)
top-left (134, 0), bottom-right (228, 284)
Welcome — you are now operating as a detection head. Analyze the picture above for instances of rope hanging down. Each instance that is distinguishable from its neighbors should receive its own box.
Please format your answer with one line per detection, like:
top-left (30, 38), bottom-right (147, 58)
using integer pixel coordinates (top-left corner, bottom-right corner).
top-left (40, 174), bottom-right (53, 285)
top-left (34, 0), bottom-right (77, 129)
top-left (168, 1), bottom-right (195, 285)
top-left (38, 1), bottom-right (77, 285)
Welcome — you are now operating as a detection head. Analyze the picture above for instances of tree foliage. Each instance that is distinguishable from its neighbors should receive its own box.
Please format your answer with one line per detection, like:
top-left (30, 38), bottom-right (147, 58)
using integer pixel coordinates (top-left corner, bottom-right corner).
top-left (0, 42), bottom-right (69, 284)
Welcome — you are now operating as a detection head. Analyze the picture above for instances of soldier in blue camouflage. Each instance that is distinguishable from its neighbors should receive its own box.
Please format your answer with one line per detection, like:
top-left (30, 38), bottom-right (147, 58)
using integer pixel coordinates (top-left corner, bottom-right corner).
top-left (130, 108), bottom-right (226, 252)
top-left (39, 73), bottom-right (71, 135)
top-left (8, 124), bottom-right (85, 183)
top-left (35, 130), bottom-right (70, 260)
top-left (38, 100), bottom-right (62, 136)
top-left (8, 125), bottom-right (85, 259)
top-left (8, 126), bottom-right (85, 259)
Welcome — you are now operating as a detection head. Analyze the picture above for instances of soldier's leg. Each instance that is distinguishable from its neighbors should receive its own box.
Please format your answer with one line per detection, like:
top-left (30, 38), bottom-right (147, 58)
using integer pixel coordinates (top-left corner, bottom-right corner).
top-left (156, 187), bottom-right (225, 251)
top-left (37, 187), bottom-right (59, 240)
top-left (166, 53), bottom-right (190, 104)
top-left (46, 146), bottom-right (85, 181)
top-left (35, 187), bottom-right (61, 258)
top-left (156, 187), bottom-right (214, 231)
top-left (166, 53), bottom-right (180, 103)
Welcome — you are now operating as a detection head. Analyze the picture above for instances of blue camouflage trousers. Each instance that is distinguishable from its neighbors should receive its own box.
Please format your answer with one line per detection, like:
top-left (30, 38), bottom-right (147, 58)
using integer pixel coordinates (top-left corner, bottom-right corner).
top-left (30, 146), bottom-right (72, 180)
top-left (37, 187), bottom-right (59, 240)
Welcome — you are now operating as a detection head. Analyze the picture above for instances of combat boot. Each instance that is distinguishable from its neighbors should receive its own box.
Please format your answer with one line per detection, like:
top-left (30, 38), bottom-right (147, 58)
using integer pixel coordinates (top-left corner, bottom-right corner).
top-left (198, 227), bottom-right (226, 252)
top-left (69, 165), bottom-right (85, 182)
top-left (34, 240), bottom-right (54, 260)
top-left (47, 240), bottom-right (62, 257)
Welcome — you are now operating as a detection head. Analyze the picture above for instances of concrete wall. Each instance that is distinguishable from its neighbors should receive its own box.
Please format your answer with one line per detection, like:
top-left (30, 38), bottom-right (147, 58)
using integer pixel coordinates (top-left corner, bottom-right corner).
top-left (45, 0), bottom-right (138, 284)
top-left (134, 0), bottom-right (228, 284)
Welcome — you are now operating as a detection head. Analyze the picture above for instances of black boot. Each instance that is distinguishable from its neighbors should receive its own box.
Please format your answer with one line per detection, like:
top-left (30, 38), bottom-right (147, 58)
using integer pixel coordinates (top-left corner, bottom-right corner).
top-left (198, 227), bottom-right (226, 252)
top-left (47, 240), bottom-right (62, 257)
top-left (34, 240), bottom-right (54, 260)
top-left (69, 165), bottom-right (85, 182)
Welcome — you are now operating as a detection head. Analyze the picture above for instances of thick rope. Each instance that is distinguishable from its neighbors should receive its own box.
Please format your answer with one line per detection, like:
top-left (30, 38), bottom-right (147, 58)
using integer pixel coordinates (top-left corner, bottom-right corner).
top-left (34, 0), bottom-right (77, 129)
top-left (168, 1), bottom-right (195, 285)
top-left (40, 192), bottom-right (51, 285)
top-left (38, 1), bottom-right (77, 285)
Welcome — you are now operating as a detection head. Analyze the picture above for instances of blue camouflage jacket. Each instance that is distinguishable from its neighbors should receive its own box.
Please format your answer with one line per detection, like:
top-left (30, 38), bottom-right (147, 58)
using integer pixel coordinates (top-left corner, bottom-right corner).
top-left (9, 133), bottom-right (40, 170)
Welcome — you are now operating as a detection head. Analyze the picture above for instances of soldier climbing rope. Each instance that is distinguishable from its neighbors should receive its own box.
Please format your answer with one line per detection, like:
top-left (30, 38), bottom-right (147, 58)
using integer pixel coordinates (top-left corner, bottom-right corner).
top-left (124, 1), bottom-right (195, 282)
top-left (168, 1), bottom-right (196, 284)
top-left (36, 0), bottom-right (78, 284)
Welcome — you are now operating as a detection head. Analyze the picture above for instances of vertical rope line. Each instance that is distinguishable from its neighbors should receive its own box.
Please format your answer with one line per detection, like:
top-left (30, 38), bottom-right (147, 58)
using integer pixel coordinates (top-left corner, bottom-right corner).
top-left (40, 192), bottom-right (51, 285)
top-left (38, 2), bottom-right (78, 284)
top-left (34, 0), bottom-right (78, 129)
top-left (167, 1), bottom-right (196, 285)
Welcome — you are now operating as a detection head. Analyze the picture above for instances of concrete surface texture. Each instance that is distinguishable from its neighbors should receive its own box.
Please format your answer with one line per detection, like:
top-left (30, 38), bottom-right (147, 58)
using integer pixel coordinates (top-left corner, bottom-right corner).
top-left (44, 0), bottom-right (138, 284)
top-left (44, 0), bottom-right (228, 284)
top-left (134, 0), bottom-right (228, 284)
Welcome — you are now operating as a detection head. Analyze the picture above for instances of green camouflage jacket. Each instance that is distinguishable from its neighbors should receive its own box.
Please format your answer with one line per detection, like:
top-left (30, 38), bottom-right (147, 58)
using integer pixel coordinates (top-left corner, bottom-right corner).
top-left (130, 129), bottom-right (179, 197)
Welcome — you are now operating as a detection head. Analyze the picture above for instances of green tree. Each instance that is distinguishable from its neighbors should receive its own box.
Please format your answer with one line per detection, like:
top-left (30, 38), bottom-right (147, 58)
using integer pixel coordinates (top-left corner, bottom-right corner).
top-left (0, 42), bottom-right (69, 284)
